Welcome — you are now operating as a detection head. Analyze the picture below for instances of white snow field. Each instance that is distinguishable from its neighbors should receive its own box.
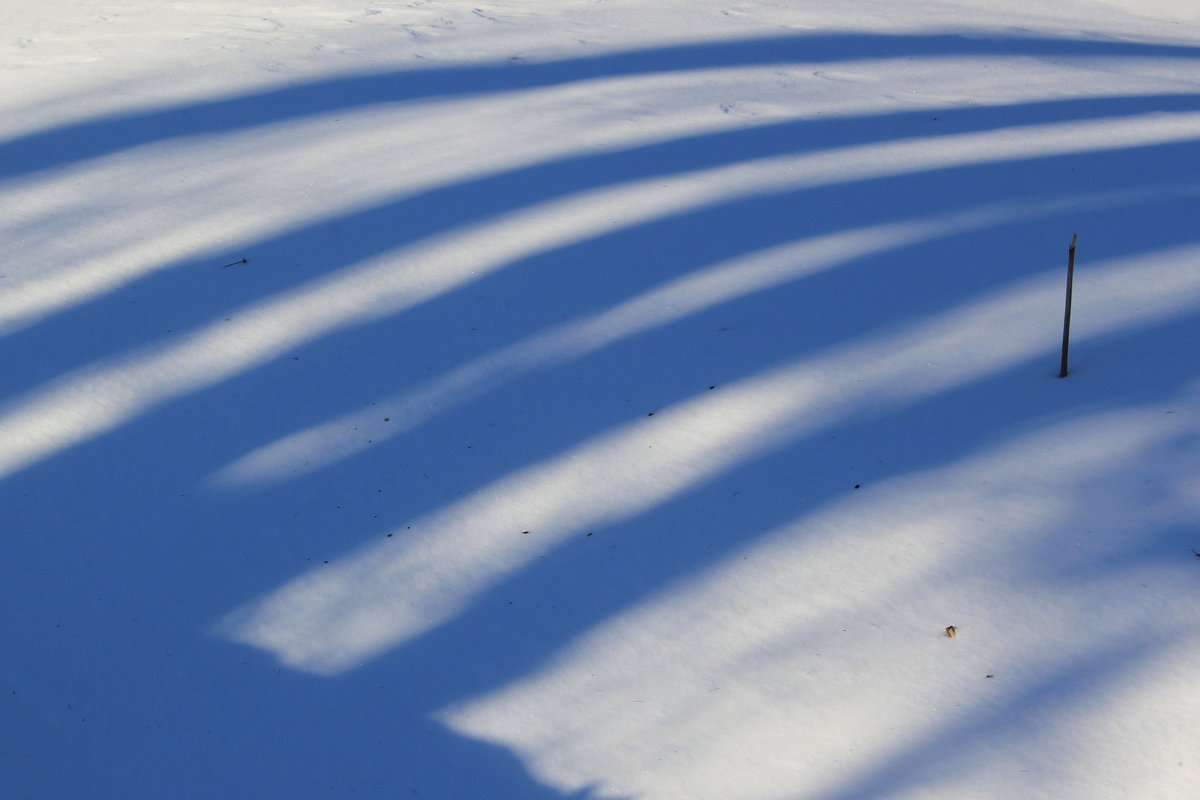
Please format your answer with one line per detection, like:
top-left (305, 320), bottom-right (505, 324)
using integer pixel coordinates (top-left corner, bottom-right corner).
top-left (3, 1), bottom-right (1200, 798)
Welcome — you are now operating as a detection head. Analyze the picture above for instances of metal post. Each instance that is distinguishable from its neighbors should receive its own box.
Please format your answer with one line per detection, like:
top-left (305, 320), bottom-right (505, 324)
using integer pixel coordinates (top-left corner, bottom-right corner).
top-left (1059, 234), bottom-right (1077, 378)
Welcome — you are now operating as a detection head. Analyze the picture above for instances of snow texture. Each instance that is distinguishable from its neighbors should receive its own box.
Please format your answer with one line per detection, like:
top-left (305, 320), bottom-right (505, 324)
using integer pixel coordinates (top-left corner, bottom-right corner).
top-left (3, 1), bottom-right (1199, 798)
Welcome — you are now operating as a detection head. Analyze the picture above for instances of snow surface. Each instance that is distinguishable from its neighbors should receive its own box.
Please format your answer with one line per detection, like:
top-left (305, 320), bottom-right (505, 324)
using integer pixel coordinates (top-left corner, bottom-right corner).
top-left (3, 1), bottom-right (1200, 798)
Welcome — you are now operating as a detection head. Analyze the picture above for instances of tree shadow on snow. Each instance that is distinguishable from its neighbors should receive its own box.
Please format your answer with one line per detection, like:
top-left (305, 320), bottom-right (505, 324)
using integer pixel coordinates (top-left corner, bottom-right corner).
top-left (2, 28), bottom-right (1200, 800)
top-left (4, 30), bottom-right (1200, 182)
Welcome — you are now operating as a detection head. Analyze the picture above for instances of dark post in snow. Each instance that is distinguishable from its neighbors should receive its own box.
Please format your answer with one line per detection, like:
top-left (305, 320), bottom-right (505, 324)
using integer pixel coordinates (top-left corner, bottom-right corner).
top-left (1059, 233), bottom-right (1078, 378)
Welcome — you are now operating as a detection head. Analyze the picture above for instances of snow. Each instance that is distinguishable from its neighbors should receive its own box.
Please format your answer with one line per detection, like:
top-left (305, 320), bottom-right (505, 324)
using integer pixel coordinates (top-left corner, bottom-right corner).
top-left (2, 2), bottom-right (1199, 798)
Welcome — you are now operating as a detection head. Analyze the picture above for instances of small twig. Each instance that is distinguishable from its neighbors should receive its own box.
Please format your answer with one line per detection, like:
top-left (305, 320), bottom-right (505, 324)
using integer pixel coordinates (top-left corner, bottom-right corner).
top-left (219, 258), bottom-right (248, 269)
